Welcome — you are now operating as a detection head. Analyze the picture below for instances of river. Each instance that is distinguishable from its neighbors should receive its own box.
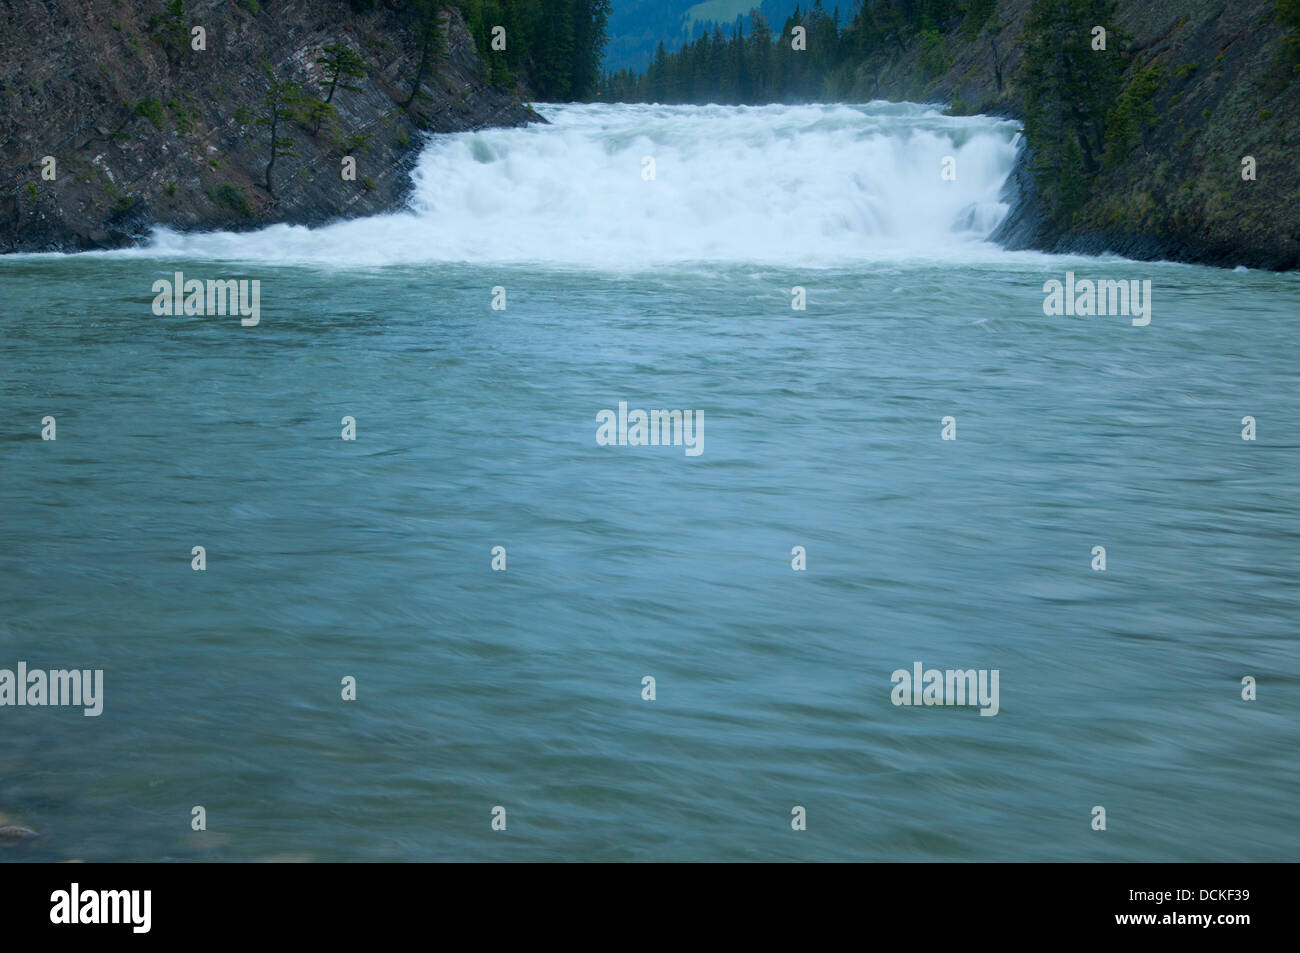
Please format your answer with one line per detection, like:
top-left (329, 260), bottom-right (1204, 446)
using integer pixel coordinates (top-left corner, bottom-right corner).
top-left (1, 102), bottom-right (1297, 861)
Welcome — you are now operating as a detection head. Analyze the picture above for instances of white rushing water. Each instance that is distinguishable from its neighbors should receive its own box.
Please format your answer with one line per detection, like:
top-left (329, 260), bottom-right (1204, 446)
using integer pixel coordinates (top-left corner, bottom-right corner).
top-left (133, 102), bottom-right (1023, 268)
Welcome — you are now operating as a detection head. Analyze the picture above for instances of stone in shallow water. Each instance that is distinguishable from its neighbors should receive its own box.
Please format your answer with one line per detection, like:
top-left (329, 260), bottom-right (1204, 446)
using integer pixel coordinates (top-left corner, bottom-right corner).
top-left (0, 825), bottom-right (40, 842)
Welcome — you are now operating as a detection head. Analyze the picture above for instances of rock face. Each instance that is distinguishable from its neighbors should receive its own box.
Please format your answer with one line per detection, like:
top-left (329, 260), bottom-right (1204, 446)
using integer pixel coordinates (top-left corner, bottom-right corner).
top-left (849, 0), bottom-right (1300, 271)
top-left (0, 0), bottom-right (542, 253)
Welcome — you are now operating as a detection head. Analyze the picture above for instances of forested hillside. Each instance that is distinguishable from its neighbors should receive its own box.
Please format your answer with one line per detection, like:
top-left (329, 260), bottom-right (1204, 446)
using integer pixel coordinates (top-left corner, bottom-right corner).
top-left (352, 0), bottom-right (612, 100)
top-left (449, 0), bottom-right (612, 99)
top-left (602, 0), bottom-right (804, 72)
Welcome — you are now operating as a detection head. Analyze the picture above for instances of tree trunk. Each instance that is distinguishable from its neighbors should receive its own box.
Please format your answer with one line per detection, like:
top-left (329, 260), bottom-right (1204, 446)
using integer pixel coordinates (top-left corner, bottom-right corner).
top-left (403, 16), bottom-right (438, 109)
top-left (265, 110), bottom-right (278, 197)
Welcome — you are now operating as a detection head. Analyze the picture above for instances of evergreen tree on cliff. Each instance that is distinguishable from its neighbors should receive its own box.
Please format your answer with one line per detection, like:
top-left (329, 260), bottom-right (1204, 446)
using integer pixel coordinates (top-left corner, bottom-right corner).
top-left (403, 0), bottom-right (450, 109)
top-left (1016, 0), bottom-right (1125, 222)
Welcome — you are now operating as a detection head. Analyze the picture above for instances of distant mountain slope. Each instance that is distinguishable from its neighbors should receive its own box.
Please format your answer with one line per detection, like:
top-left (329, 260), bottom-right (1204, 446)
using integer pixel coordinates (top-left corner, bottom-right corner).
top-left (605, 0), bottom-right (805, 71)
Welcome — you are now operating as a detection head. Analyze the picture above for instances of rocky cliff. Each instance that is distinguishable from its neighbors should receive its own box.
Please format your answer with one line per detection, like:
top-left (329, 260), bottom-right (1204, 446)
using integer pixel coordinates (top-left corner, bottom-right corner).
top-left (850, 0), bottom-right (1300, 270)
top-left (0, 0), bottom-right (541, 253)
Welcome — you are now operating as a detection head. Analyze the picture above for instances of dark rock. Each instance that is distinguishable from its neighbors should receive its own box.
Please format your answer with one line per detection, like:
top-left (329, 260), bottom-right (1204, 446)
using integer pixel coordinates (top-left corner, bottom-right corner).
top-left (0, 0), bottom-right (542, 253)
top-left (988, 138), bottom-right (1049, 253)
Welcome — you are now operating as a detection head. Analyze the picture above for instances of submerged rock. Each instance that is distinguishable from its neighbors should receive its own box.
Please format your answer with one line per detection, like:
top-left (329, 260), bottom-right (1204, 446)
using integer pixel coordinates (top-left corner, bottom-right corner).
top-left (0, 825), bottom-right (41, 842)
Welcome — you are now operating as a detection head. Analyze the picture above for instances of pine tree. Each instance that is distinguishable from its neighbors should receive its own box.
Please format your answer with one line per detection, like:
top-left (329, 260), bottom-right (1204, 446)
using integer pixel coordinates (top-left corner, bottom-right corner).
top-left (567, 0), bottom-right (612, 100)
top-left (257, 76), bottom-right (303, 198)
top-left (318, 43), bottom-right (369, 104)
top-left (1016, 0), bottom-right (1125, 221)
top-left (403, 1), bottom-right (449, 109)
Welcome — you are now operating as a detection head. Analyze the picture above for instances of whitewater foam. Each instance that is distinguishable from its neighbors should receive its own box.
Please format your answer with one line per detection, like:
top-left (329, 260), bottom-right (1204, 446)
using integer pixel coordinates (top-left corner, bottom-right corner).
top-left (118, 102), bottom-right (1024, 269)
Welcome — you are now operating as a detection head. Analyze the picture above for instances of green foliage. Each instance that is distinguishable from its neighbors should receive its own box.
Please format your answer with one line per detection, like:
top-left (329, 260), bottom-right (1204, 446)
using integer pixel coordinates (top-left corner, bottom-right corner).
top-left (168, 98), bottom-right (199, 135)
top-left (134, 97), bottom-right (167, 131)
top-left (300, 98), bottom-right (339, 136)
top-left (256, 76), bottom-right (304, 196)
top-left (401, 1), bottom-right (450, 108)
top-left (960, 0), bottom-right (997, 40)
top-left (317, 43), bottom-right (369, 103)
top-left (599, 0), bottom-right (985, 105)
top-left (919, 28), bottom-right (950, 78)
top-left (603, 3), bottom-right (850, 105)
top-left (24, 182), bottom-right (38, 203)
top-left (1015, 0), bottom-right (1126, 223)
top-left (457, 0), bottom-right (611, 100)
top-left (334, 130), bottom-right (375, 152)
top-left (1281, 0), bottom-right (1300, 32)
top-left (1275, 0), bottom-right (1300, 70)
top-left (148, 0), bottom-right (188, 59)
top-left (214, 183), bottom-right (253, 217)
top-left (1104, 64), bottom-right (1163, 166)
top-left (102, 179), bottom-right (134, 211)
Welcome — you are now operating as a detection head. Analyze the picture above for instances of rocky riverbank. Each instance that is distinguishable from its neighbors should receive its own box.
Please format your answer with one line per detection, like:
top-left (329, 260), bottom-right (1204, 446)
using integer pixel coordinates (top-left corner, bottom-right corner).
top-left (849, 0), bottom-right (1300, 270)
top-left (0, 0), bottom-right (541, 253)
